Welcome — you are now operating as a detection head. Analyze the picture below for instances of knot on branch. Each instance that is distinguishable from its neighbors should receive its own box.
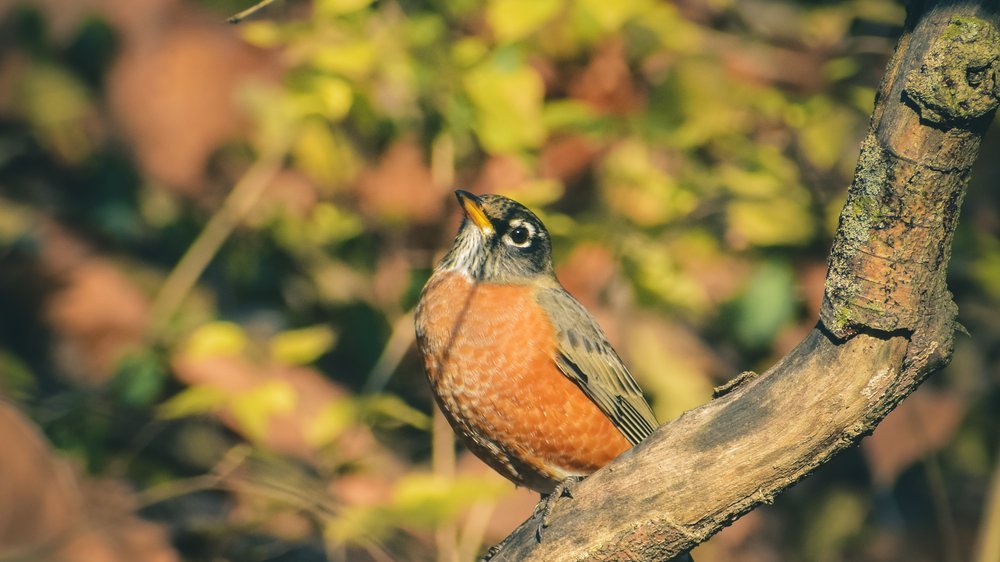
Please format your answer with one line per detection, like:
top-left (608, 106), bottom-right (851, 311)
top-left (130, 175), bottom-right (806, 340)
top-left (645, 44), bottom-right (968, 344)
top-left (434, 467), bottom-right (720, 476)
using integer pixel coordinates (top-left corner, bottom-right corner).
top-left (903, 15), bottom-right (1000, 126)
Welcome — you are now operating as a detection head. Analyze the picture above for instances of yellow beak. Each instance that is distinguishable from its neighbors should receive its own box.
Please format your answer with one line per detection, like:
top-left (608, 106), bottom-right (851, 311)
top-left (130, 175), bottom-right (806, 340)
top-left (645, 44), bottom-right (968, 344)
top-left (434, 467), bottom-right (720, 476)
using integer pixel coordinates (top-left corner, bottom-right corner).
top-left (455, 190), bottom-right (494, 234)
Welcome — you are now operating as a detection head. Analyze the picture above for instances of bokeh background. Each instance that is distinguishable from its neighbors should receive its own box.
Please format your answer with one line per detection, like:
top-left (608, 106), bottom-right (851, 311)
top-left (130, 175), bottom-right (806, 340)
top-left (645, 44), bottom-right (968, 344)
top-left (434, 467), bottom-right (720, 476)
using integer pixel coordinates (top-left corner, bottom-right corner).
top-left (0, 0), bottom-right (998, 561)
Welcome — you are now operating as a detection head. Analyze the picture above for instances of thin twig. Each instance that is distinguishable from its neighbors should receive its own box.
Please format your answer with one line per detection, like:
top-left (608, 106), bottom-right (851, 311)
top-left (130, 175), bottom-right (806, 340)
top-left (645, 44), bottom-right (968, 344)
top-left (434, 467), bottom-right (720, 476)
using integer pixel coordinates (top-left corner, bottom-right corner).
top-left (433, 408), bottom-right (458, 562)
top-left (148, 149), bottom-right (285, 337)
top-left (973, 439), bottom-right (1000, 562)
top-left (362, 309), bottom-right (416, 394)
top-left (458, 500), bottom-right (499, 561)
top-left (135, 445), bottom-right (252, 508)
top-left (227, 0), bottom-right (278, 24)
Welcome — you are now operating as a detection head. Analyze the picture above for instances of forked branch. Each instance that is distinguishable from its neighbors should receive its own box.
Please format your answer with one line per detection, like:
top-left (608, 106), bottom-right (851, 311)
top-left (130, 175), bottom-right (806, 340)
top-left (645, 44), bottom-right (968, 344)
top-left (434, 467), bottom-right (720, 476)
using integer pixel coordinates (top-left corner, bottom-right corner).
top-left (489, 1), bottom-right (1000, 560)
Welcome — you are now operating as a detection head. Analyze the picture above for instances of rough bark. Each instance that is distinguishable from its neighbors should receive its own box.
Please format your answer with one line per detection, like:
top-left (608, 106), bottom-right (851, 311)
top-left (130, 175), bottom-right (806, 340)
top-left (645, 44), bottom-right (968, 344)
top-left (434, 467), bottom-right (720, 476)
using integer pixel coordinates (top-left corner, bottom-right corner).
top-left (488, 1), bottom-right (1000, 560)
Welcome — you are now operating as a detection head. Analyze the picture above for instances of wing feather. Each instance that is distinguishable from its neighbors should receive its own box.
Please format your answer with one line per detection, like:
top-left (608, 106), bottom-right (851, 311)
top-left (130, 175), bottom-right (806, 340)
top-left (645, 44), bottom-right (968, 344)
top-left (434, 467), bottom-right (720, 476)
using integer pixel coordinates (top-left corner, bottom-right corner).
top-left (537, 288), bottom-right (658, 445)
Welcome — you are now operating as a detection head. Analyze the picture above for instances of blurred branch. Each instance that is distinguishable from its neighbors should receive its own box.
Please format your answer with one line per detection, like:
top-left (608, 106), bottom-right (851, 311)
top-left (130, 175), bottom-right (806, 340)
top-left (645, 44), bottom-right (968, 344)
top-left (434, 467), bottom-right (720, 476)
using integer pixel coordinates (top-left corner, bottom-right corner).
top-left (433, 408), bottom-right (458, 562)
top-left (457, 501), bottom-right (499, 562)
top-left (488, 2), bottom-right (1000, 560)
top-left (974, 439), bottom-right (1000, 562)
top-left (362, 309), bottom-right (416, 395)
top-left (135, 445), bottom-right (251, 508)
top-left (148, 149), bottom-right (285, 337)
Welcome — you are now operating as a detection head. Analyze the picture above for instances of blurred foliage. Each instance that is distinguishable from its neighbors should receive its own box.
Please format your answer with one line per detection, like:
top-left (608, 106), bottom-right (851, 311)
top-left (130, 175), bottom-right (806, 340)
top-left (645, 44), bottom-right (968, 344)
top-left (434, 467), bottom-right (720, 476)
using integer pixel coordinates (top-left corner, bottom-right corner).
top-left (0, 0), bottom-right (999, 561)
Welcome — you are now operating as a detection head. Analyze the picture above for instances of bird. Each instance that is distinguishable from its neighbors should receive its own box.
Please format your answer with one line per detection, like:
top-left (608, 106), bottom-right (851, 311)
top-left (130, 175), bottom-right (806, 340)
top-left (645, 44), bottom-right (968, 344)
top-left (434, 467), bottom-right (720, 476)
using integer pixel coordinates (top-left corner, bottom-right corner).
top-left (415, 191), bottom-right (695, 560)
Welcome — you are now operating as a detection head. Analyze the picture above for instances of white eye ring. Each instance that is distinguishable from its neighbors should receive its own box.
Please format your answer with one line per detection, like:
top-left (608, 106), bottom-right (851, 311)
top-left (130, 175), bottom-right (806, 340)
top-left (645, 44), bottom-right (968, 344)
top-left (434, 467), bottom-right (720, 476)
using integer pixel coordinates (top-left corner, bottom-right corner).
top-left (504, 220), bottom-right (534, 248)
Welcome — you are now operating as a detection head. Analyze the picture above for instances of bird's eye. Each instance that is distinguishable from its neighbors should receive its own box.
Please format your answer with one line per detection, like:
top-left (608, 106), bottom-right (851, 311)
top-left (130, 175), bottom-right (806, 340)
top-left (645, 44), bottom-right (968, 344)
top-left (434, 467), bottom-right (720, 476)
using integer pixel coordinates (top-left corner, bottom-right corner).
top-left (506, 224), bottom-right (532, 247)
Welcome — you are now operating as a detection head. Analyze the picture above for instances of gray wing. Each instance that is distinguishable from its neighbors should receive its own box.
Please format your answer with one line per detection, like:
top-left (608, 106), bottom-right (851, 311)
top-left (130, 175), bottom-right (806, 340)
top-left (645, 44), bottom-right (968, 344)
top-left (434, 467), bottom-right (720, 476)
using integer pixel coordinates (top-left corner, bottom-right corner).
top-left (537, 287), bottom-right (659, 445)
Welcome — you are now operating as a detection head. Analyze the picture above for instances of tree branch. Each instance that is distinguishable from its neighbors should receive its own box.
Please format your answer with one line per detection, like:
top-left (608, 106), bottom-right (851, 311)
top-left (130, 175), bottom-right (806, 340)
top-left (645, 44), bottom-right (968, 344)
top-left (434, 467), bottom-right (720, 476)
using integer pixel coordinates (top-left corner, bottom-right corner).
top-left (488, 1), bottom-right (1000, 560)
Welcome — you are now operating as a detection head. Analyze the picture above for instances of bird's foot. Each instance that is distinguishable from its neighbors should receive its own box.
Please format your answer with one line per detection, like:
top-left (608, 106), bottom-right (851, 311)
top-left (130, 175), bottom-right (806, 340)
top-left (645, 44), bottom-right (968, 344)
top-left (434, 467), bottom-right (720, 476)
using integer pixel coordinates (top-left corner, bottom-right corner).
top-left (534, 475), bottom-right (584, 542)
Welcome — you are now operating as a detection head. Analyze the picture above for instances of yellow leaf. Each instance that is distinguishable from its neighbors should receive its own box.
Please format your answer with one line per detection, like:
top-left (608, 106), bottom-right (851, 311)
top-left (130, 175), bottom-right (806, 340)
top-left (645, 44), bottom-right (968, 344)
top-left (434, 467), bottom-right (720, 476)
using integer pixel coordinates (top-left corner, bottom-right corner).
top-left (577, 0), bottom-right (652, 33)
top-left (313, 76), bottom-right (354, 121)
top-left (625, 321), bottom-right (714, 422)
top-left (796, 98), bottom-right (859, 170)
top-left (497, 179), bottom-right (564, 208)
top-left (315, 0), bottom-right (373, 17)
top-left (599, 140), bottom-right (696, 226)
top-left (15, 65), bottom-right (94, 163)
top-left (487, 0), bottom-right (563, 43)
top-left (324, 506), bottom-right (390, 545)
top-left (802, 490), bottom-right (868, 560)
top-left (624, 235), bottom-right (709, 313)
top-left (362, 394), bottom-right (430, 430)
top-left (311, 202), bottom-right (364, 242)
top-left (306, 399), bottom-right (359, 448)
top-left (633, 3), bottom-right (702, 53)
top-left (464, 62), bottom-right (546, 153)
top-left (727, 198), bottom-right (816, 247)
top-left (451, 38), bottom-right (488, 68)
top-left (391, 473), bottom-right (510, 524)
top-left (310, 42), bottom-right (376, 79)
top-left (269, 325), bottom-right (338, 365)
top-left (158, 386), bottom-right (230, 419)
top-left (181, 322), bottom-right (248, 359)
top-left (292, 119), bottom-right (359, 189)
top-left (240, 21), bottom-right (283, 48)
top-left (230, 380), bottom-right (298, 443)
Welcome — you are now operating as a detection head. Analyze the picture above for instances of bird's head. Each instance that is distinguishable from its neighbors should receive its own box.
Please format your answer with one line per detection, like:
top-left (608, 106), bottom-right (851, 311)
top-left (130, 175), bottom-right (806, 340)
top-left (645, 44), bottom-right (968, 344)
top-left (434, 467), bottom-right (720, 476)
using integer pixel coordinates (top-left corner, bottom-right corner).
top-left (437, 190), bottom-right (554, 283)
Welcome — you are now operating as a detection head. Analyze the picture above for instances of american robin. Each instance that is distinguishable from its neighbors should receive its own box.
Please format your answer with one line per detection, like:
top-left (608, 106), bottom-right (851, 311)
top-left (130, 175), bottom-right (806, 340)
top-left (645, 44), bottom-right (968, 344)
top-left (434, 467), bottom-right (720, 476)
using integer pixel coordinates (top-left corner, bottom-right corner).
top-left (414, 190), bottom-right (660, 497)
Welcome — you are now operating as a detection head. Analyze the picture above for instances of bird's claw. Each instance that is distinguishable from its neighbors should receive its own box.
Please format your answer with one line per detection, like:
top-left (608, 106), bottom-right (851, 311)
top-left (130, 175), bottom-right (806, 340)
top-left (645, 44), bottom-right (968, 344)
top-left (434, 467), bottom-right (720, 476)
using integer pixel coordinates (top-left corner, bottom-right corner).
top-left (535, 476), bottom-right (583, 542)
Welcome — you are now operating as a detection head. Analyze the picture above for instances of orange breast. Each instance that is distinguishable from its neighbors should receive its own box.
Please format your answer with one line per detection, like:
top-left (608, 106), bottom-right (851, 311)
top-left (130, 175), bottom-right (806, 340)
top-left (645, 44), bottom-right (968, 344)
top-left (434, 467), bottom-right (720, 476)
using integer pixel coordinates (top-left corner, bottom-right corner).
top-left (415, 271), bottom-right (631, 493)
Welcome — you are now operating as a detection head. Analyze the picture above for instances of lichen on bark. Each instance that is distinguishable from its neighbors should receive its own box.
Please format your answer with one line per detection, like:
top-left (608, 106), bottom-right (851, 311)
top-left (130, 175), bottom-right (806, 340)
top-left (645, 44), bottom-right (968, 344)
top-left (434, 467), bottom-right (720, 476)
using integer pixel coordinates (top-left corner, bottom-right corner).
top-left (904, 15), bottom-right (1000, 125)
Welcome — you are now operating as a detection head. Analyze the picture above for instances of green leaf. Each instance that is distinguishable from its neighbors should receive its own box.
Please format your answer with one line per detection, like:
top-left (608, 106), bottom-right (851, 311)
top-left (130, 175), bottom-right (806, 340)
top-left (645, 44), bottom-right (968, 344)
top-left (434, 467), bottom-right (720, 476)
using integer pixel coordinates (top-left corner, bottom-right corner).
top-left (726, 261), bottom-right (797, 350)
top-left (801, 489), bottom-right (868, 561)
top-left (0, 349), bottom-right (37, 402)
top-left (113, 349), bottom-right (167, 406)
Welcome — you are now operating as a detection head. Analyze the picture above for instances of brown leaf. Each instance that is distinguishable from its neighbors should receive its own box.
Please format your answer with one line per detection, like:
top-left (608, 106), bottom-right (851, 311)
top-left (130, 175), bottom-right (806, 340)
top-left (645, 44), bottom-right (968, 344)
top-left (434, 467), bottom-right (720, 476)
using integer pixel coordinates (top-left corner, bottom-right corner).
top-left (568, 39), bottom-right (643, 115)
top-left (44, 258), bottom-right (150, 384)
top-left (862, 387), bottom-right (967, 487)
top-left (0, 402), bottom-right (179, 562)
top-left (539, 135), bottom-right (601, 182)
top-left (372, 249), bottom-right (412, 309)
top-left (695, 510), bottom-right (783, 562)
top-left (471, 154), bottom-right (532, 195)
top-left (108, 24), bottom-right (276, 193)
top-left (356, 139), bottom-right (444, 225)
top-left (248, 170), bottom-right (319, 225)
top-left (171, 356), bottom-right (379, 461)
top-left (555, 243), bottom-right (617, 311)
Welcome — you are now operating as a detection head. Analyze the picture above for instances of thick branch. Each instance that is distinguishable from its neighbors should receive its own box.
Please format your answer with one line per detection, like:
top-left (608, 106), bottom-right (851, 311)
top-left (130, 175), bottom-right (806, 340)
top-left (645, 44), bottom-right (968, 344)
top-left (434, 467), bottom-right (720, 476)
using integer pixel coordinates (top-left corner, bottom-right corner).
top-left (489, 2), bottom-right (999, 560)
